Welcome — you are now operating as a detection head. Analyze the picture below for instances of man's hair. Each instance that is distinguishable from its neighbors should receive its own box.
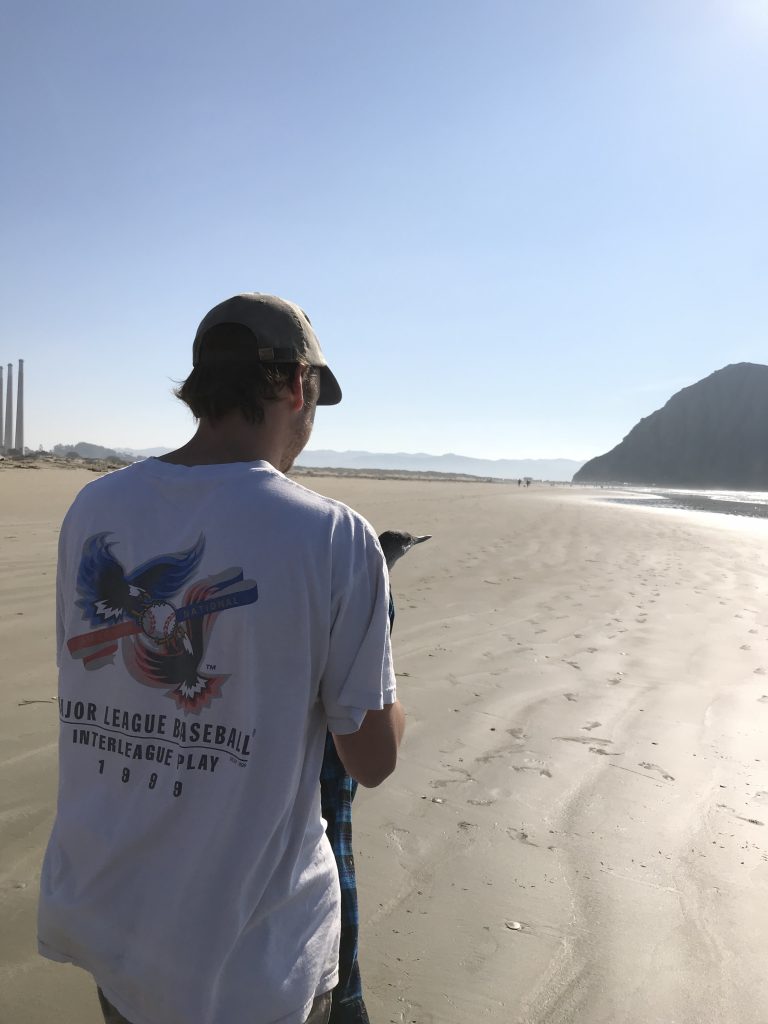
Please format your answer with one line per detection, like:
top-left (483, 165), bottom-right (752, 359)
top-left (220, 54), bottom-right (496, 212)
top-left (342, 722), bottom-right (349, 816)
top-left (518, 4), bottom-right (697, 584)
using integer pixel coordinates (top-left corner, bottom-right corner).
top-left (174, 323), bottom-right (319, 424)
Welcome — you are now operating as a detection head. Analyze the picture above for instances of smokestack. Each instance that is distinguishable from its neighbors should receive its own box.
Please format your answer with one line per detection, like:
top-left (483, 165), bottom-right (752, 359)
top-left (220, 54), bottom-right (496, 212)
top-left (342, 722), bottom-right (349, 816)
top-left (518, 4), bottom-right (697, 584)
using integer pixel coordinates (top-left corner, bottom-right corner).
top-left (0, 365), bottom-right (4, 451)
top-left (4, 364), bottom-right (12, 452)
top-left (15, 359), bottom-right (24, 454)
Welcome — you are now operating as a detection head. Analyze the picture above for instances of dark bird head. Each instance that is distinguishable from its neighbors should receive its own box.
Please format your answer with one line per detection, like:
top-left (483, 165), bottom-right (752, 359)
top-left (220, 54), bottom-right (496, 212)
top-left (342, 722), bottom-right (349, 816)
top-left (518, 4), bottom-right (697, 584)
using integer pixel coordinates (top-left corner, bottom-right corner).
top-left (378, 530), bottom-right (431, 572)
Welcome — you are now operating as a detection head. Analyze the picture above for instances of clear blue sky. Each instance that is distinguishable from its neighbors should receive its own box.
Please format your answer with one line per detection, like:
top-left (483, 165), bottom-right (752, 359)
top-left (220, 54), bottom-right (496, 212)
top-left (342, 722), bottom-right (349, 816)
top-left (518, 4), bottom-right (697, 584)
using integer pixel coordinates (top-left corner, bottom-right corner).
top-left (2, 0), bottom-right (767, 460)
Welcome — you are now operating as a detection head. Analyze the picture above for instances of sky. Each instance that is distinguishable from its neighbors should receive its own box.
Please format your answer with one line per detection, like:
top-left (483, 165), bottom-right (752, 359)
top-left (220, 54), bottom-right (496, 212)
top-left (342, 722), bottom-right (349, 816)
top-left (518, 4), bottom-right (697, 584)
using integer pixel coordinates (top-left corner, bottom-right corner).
top-left (1, 0), bottom-right (768, 461)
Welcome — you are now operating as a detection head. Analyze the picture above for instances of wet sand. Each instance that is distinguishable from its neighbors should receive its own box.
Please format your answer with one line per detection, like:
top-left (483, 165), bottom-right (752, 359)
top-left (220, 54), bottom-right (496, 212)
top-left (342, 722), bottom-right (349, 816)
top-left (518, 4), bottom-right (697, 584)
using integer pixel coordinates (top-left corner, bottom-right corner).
top-left (3, 466), bottom-right (768, 1022)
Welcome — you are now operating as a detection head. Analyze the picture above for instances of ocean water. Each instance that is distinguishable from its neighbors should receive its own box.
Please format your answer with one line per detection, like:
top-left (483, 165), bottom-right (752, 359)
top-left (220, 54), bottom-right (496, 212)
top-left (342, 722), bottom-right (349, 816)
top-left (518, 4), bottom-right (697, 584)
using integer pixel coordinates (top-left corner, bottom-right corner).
top-left (604, 487), bottom-right (768, 520)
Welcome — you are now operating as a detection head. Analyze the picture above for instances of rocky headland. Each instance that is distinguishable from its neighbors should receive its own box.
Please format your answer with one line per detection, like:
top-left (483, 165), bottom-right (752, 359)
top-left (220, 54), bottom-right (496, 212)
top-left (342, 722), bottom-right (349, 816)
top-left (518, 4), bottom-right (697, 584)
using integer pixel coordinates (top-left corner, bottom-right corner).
top-left (574, 363), bottom-right (768, 488)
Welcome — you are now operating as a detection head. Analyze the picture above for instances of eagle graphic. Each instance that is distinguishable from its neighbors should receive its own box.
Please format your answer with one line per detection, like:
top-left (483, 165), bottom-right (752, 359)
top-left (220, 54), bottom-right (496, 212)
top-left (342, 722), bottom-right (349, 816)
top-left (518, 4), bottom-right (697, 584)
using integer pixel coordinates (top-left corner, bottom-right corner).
top-left (69, 533), bottom-right (258, 713)
top-left (75, 533), bottom-right (205, 626)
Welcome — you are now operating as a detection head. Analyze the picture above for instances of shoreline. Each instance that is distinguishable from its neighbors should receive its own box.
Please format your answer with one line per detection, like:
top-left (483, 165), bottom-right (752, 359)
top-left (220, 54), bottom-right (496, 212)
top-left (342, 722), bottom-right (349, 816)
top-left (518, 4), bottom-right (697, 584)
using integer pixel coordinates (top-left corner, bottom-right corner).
top-left (7, 455), bottom-right (768, 519)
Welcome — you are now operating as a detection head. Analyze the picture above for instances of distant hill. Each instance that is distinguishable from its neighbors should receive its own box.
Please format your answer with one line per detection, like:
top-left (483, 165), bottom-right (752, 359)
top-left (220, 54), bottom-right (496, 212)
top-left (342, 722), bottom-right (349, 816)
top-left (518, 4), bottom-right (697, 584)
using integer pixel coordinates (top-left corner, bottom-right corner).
top-left (573, 363), bottom-right (768, 488)
top-left (126, 447), bottom-right (172, 458)
top-left (52, 442), bottom-right (135, 462)
top-left (48, 443), bottom-right (583, 480)
top-left (296, 450), bottom-right (584, 481)
top-left (51, 444), bottom-right (169, 461)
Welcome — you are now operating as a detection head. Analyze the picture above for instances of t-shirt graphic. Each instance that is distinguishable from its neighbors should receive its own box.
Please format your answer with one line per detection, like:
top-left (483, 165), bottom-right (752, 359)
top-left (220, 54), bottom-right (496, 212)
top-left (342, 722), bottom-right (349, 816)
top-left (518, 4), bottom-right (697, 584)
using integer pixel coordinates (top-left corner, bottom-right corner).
top-left (65, 532), bottom-right (258, 712)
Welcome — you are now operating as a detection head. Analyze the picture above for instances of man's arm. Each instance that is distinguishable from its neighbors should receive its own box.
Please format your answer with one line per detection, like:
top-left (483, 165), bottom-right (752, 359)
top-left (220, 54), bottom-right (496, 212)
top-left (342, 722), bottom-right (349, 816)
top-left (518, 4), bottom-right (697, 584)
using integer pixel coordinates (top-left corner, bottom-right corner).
top-left (332, 699), bottom-right (405, 788)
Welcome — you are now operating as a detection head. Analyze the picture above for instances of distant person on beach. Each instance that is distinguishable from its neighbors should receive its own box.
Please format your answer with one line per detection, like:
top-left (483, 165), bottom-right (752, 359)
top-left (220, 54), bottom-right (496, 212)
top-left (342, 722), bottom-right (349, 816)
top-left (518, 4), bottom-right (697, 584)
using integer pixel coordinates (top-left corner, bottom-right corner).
top-left (38, 293), bottom-right (405, 1024)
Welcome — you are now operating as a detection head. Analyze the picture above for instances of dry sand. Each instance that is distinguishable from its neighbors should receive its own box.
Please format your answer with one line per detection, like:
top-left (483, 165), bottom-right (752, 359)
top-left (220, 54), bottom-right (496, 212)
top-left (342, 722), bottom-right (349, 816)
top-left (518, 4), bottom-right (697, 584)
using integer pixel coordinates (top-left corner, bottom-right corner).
top-left (3, 465), bottom-right (768, 1023)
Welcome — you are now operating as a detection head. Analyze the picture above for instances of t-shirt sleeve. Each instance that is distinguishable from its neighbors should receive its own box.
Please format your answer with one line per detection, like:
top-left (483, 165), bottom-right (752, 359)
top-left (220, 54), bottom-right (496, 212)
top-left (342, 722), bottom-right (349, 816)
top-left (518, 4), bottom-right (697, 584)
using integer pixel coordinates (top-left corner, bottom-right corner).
top-left (55, 512), bottom-right (71, 669)
top-left (320, 522), bottom-right (397, 735)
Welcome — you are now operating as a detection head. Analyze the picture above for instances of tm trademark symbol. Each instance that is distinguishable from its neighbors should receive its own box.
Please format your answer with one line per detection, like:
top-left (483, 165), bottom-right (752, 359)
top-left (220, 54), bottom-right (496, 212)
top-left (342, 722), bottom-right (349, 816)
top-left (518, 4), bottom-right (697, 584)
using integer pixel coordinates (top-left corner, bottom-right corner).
top-left (206, 663), bottom-right (216, 671)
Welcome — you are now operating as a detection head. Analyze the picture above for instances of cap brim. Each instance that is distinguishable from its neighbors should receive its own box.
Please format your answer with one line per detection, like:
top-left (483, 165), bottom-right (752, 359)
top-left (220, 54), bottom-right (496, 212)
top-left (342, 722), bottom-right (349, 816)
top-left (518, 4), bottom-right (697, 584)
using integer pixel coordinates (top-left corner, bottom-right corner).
top-left (317, 365), bottom-right (342, 405)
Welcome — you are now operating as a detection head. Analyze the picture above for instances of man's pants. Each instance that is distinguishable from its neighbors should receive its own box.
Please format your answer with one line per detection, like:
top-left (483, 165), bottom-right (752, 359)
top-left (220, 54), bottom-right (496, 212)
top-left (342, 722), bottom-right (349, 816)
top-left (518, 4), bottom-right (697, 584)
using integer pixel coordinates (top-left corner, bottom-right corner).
top-left (97, 987), bottom-right (332, 1024)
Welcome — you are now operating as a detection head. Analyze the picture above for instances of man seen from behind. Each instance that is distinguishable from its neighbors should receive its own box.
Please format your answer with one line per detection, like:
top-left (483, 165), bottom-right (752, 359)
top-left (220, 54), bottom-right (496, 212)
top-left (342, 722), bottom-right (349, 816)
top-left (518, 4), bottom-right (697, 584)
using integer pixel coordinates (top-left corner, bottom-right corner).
top-left (37, 293), bottom-right (405, 1024)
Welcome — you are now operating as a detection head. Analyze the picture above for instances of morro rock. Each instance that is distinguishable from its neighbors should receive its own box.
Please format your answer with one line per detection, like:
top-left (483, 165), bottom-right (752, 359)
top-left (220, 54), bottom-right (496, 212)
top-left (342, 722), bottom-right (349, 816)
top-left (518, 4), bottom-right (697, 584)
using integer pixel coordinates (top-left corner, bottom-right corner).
top-left (573, 363), bottom-right (768, 488)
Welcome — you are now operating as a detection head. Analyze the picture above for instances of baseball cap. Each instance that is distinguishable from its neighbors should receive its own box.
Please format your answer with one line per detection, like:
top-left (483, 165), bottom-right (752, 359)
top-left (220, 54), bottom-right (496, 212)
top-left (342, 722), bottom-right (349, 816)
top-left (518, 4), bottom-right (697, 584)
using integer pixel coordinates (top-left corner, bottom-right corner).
top-left (193, 293), bottom-right (342, 406)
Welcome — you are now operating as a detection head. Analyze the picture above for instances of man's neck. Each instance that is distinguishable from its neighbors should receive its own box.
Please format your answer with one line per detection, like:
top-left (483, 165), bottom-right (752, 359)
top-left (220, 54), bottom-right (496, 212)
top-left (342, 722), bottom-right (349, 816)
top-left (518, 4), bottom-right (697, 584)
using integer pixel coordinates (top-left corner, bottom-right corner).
top-left (158, 418), bottom-right (283, 469)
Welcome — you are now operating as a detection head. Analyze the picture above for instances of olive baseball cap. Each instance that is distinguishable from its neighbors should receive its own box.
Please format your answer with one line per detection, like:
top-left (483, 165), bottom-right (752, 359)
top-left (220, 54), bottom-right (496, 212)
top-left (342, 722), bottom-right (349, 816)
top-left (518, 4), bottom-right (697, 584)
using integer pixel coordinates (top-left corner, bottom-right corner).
top-left (193, 293), bottom-right (342, 406)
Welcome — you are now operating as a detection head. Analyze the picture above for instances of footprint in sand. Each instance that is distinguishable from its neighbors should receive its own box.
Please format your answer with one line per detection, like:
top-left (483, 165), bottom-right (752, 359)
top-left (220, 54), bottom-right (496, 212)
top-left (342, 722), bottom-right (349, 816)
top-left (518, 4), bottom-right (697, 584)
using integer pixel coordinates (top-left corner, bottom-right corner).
top-left (385, 827), bottom-right (411, 853)
top-left (755, 668), bottom-right (767, 676)
top-left (720, 806), bottom-right (765, 826)
top-left (476, 751), bottom-right (504, 765)
top-left (430, 767), bottom-right (473, 788)
top-left (586, 647), bottom-right (598, 654)
top-left (0, 880), bottom-right (28, 894)
top-left (564, 660), bottom-right (581, 671)
top-left (589, 747), bottom-right (619, 756)
top-left (507, 827), bottom-right (538, 846)
top-left (741, 644), bottom-right (752, 651)
top-left (555, 736), bottom-right (612, 746)
top-left (563, 692), bottom-right (579, 702)
top-left (507, 727), bottom-right (526, 740)
top-left (581, 721), bottom-right (602, 731)
top-left (638, 762), bottom-right (675, 781)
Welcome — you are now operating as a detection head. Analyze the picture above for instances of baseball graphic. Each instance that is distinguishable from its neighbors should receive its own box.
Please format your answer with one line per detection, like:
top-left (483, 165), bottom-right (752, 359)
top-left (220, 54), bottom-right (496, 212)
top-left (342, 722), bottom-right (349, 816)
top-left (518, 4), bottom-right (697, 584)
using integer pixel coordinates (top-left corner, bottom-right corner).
top-left (141, 601), bottom-right (178, 643)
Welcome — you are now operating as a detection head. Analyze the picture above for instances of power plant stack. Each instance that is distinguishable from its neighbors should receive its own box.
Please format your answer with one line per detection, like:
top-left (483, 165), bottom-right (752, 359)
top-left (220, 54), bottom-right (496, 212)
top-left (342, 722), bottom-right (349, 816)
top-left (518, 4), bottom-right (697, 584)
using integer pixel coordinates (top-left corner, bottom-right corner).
top-left (15, 359), bottom-right (24, 454)
top-left (4, 363), bottom-right (13, 453)
top-left (0, 360), bottom-right (24, 454)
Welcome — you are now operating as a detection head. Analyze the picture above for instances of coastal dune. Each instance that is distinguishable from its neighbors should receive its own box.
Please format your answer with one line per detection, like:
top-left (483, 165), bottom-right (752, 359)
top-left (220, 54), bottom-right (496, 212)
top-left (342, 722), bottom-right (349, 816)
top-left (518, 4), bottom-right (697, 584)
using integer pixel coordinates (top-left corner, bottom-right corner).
top-left (2, 467), bottom-right (768, 1022)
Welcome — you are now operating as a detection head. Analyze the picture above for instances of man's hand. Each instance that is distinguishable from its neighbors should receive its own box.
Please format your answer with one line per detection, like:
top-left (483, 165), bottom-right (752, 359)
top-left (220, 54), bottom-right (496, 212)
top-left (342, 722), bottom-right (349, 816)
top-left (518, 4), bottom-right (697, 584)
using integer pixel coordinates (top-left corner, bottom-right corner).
top-left (332, 700), bottom-right (405, 788)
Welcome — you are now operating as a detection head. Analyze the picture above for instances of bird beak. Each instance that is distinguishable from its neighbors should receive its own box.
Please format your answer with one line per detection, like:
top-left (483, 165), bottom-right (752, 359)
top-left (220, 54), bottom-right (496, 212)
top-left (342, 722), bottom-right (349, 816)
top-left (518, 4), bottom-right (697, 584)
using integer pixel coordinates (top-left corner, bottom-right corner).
top-left (412, 535), bottom-right (431, 545)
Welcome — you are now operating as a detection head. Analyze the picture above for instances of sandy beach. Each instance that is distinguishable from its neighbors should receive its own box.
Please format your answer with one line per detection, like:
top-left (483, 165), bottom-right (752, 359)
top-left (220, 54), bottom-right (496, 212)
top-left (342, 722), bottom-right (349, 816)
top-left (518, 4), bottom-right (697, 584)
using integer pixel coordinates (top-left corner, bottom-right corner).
top-left (3, 465), bottom-right (768, 1024)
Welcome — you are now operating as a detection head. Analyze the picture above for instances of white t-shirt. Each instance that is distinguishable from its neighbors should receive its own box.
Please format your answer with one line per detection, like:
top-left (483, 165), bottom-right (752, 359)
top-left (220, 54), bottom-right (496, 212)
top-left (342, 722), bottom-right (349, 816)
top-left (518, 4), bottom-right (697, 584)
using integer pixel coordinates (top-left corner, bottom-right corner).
top-left (38, 458), bottom-right (395, 1024)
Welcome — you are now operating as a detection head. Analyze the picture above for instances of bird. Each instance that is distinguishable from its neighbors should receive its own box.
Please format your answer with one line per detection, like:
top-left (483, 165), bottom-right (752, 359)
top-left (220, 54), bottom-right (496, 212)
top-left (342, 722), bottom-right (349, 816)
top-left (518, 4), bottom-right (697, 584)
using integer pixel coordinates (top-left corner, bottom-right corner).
top-left (378, 530), bottom-right (431, 572)
top-left (377, 531), bottom-right (431, 636)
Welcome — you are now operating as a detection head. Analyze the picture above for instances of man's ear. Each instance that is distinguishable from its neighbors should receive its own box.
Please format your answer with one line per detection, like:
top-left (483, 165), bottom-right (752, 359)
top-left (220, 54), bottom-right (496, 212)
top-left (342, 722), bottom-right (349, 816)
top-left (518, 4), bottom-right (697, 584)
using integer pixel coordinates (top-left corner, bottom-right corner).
top-left (287, 366), bottom-right (306, 412)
